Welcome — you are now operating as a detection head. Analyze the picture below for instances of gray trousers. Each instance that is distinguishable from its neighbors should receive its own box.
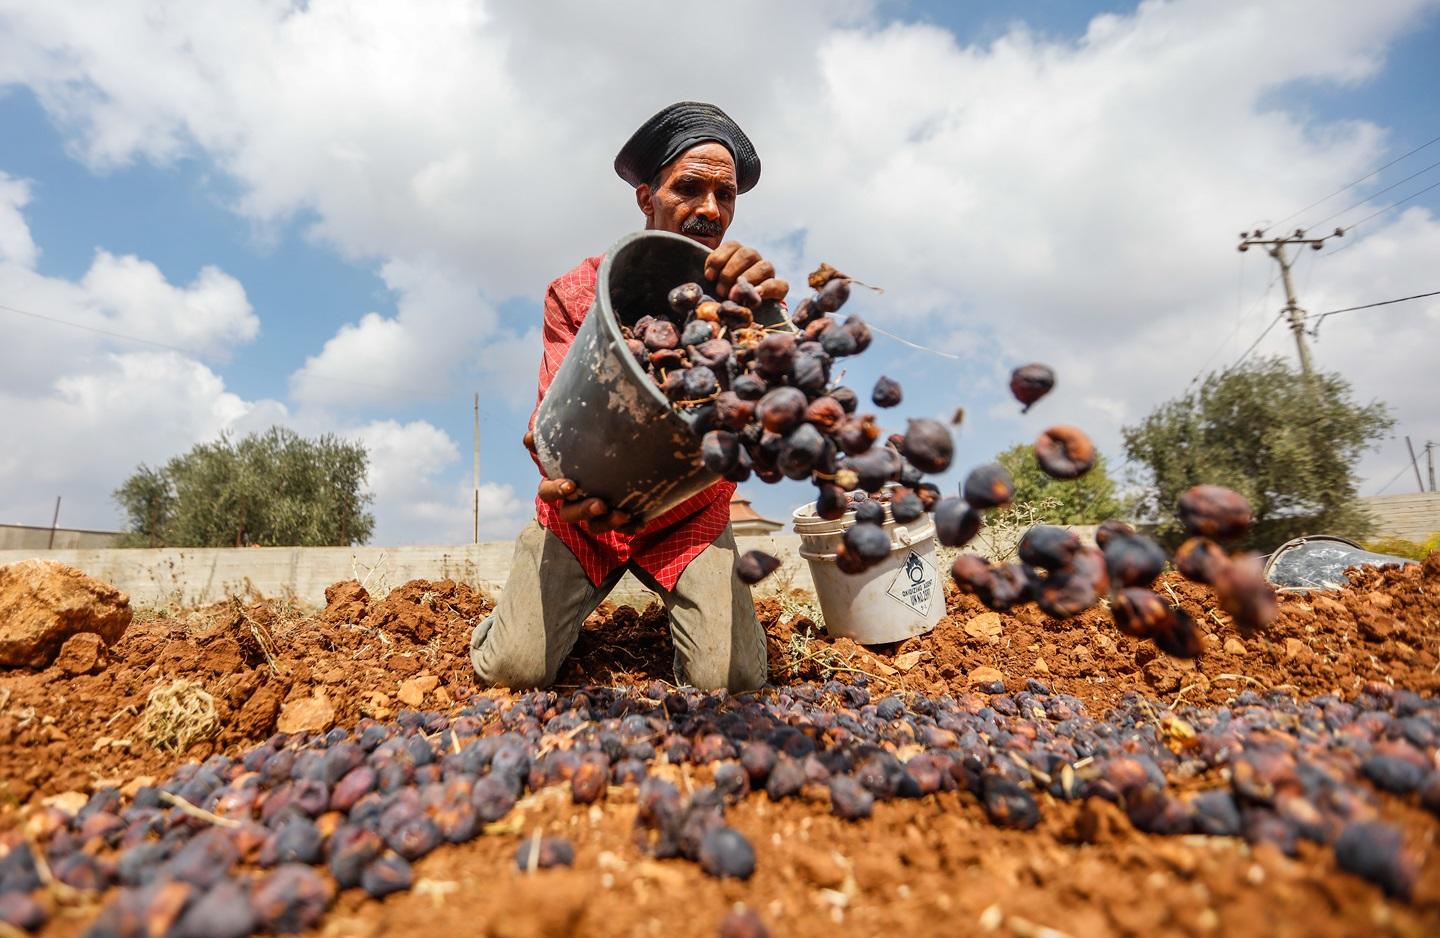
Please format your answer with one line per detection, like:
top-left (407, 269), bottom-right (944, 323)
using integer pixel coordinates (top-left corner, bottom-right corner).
top-left (470, 520), bottom-right (767, 692)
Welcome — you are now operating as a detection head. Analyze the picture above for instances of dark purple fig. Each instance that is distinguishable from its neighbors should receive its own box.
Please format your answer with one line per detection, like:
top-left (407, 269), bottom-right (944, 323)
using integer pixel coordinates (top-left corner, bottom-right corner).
top-left (1017, 525), bottom-right (1080, 571)
top-left (835, 415), bottom-right (879, 456)
top-left (889, 488), bottom-right (925, 523)
top-left (982, 775), bottom-right (1039, 829)
top-left (1009, 363), bottom-right (1055, 412)
top-left (682, 319), bottom-right (716, 347)
top-left (1174, 536), bottom-right (1229, 584)
top-left (963, 464), bottom-right (1015, 509)
top-left (360, 853), bottom-right (413, 898)
top-left (757, 387), bottom-right (807, 435)
top-left (1212, 557), bottom-right (1277, 635)
top-left (815, 277), bottom-right (851, 313)
top-left (702, 430), bottom-right (741, 475)
top-left (719, 300), bottom-right (753, 328)
top-left (698, 827), bottom-right (755, 880)
top-left (174, 880), bottom-right (255, 938)
top-left (737, 551), bottom-right (783, 585)
top-left (789, 353), bottom-right (829, 395)
top-left (691, 337), bottom-right (734, 371)
top-left (778, 423), bottom-right (825, 479)
top-left (819, 324), bottom-right (858, 357)
top-left (843, 522), bottom-right (892, 569)
top-left (1034, 425), bottom-right (1096, 479)
top-left (829, 386), bottom-right (859, 413)
top-left (1177, 485), bottom-right (1253, 541)
top-left (1103, 534), bottom-right (1167, 588)
top-left (250, 864), bottom-right (333, 934)
top-left (1094, 519), bottom-right (1136, 548)
top-left (853, 499), bottom-right (886, 526)
top-left (754, 332), bottom-right (796, 376)
top-left (714, 391), bottom-right (754, 431)
top-left (842, 315), bottom-right (872, 353)
top-left (871, 375), bottom-right (903, 408)
top-left (1109, 588), bottom-right (1174, 639)
top-left (815, 483), bottom-right (849, 521)
top-left (1036, 547), bottom-right (1109, 619)
top-left (1334, 821), bottom-right (1416, 899)
top-left (669, 282), bottom-right (704, 314)
top-left (515, 836), bottom-right (575, 871)
top-left (847, 447), bottom-right (900, 493)
top-left (900, 418), bottom-right (954, 474)
top-left (643, 319), bottom-right (680, 352)
top-left (1152, 607), bottom-right (1205, 659)
top-left (804, 396), bottom-right (845, 433)
top-left (729, 279), bottom-right (762, 308)
top-left (933, 498), bottom-right (982, 547)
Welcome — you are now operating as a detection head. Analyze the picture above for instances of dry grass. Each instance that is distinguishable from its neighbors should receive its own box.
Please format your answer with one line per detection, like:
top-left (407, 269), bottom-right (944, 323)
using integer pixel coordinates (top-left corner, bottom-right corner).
top-left (137, 678), bottom-right (220, 754)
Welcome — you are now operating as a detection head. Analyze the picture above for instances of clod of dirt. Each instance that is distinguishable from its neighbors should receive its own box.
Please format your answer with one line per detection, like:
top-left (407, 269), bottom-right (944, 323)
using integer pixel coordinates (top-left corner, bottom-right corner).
top-left (0, 559), bottom-right (132, 668)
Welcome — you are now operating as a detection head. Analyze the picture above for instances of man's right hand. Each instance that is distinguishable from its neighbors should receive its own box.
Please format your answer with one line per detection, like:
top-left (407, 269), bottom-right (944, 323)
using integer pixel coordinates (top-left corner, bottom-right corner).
top-left (525, 431), bottom-right (634, 534)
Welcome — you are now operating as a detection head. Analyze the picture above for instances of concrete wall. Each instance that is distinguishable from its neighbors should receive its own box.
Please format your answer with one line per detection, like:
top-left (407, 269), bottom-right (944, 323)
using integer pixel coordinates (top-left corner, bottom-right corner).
top-left (1360, 493), bottom-right (1440, 542)
top-left (0, 524), bottom-right (125, 551)
top-left (0, 522), bottom-right (1100, 611)
top-left (0, 533), bottom-right (811, 610)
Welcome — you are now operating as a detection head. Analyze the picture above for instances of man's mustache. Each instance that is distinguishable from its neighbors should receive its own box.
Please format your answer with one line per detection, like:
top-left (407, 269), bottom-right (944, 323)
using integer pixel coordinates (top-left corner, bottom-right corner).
top-left (681, 216), bottom-right (723, 238)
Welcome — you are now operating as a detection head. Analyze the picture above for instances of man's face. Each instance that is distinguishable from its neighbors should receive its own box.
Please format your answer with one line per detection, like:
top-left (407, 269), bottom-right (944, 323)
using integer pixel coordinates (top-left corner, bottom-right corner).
top-left (636, 141), bottom-right (736, 250)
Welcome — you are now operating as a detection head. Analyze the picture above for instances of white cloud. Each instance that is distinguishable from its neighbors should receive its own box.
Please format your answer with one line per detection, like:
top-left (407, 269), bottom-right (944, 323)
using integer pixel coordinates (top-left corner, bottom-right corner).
top-left (3, 0), bottom-right (1439, 532)
top-left (352, 419), bottom-right (528, 543)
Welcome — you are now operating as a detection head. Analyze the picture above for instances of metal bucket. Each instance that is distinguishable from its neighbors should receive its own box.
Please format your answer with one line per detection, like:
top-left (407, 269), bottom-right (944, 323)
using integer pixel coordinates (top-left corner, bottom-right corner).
top-left (530, 230), bottom-right (789, 524)
top-left (1262, 534), bottom-right (1417, 590)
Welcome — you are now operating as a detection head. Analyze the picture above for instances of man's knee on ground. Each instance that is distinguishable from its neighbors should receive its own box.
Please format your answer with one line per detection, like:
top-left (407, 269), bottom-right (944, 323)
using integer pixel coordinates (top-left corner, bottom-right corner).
top-left (469, 616), bottom-right (553, 690)
top-left (679, 654), bottom-right (767, 695)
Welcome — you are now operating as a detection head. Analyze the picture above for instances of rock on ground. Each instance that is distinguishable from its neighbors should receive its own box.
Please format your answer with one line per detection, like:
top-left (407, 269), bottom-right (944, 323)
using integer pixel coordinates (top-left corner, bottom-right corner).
top-left (0, 560), bottom-right (132, 668)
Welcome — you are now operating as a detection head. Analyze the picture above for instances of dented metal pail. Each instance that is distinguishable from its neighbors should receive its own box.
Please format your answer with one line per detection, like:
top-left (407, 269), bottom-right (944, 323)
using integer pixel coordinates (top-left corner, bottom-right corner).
top-left (530, 230), bottom-right (785, 524)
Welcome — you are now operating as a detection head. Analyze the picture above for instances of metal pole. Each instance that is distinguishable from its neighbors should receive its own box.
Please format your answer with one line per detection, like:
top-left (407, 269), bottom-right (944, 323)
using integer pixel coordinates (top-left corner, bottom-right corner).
top-left (1428, 442), bottom-right (1436, 493)
top-left (1406, 436), bottom-right (1426, 493)
top-left (47, 496), bottom-right (61, 549)
top-left (1273, 242), bottom-right (1315, 378)
top-left (473, 392), bottom-right (480, 544)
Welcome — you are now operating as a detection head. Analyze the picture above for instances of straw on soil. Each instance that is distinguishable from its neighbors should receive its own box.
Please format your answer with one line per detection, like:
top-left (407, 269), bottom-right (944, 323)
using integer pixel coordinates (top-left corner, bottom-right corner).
top-left (136, 678), bottom-right (220, 754)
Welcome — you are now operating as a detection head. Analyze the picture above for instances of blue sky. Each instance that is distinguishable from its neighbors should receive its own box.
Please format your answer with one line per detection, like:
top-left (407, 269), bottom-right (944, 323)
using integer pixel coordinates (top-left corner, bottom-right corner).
top-left (2, 0), bottom-right (1437, 541)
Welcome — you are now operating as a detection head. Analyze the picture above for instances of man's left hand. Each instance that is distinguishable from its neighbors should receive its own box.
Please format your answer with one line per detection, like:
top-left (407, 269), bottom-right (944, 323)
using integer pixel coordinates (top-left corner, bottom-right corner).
top-left (705, 241), bottom-right (789, 302)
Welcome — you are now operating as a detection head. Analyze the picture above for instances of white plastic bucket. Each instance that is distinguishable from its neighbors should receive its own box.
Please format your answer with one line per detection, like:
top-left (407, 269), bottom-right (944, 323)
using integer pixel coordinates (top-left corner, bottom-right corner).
top-left (792, 496), bottom-right (945, 644)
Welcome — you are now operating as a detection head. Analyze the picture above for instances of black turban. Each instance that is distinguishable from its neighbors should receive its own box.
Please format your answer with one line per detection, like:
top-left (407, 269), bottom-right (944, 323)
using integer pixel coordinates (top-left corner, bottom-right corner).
top-left (614, 101), bottom-right (761, 194)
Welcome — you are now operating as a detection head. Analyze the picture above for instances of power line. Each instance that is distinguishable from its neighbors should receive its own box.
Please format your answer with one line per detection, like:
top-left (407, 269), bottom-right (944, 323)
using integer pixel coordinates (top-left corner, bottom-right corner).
top-left (1312, 177), bottom-right (1440, 263)
top-left (1307, 156), bottom-right (1440, 230)
top-left (1342, 177), bottom-right (1440, 231)
top-left (1374, 457), bottom-right (1422, 496)
top-left (0, 298), bottom-right (461, 401)
top-left (1188, 269), bottom-right (1280, 387)
top-left (1308, 289), bottom-right (1440, 334)
top-left (0, 301), bottom-right (207, 356)
top-left (1226, 311), bottom-right (1286, 373)
top-left (1267, 131), bottom-right (1440, 233)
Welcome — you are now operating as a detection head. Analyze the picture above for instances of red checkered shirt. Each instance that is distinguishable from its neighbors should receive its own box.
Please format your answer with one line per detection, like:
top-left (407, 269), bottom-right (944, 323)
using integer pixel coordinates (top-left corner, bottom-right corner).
top-left (530, 254), bottom-right (735, 590)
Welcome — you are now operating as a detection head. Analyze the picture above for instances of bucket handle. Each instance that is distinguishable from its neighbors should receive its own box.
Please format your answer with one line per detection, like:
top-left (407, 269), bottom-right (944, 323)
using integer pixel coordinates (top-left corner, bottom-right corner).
top-left (798, 528), bottom-right (913, 562)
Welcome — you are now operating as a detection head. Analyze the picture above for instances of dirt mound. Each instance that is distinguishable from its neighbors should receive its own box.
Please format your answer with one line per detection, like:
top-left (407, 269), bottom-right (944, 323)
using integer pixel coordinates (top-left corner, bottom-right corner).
top-left (1, 560), bottom-right (1437, 938)
top-left (0, 579), bottom-right (493, 804)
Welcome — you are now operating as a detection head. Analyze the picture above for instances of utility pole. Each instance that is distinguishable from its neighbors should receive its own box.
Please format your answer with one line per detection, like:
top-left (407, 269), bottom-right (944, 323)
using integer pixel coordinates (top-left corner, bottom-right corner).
top-left (1237, 226), bottom-right (1344, 378)
top-left (47, 496), bottom-right (61, 549)
top-left (473, 393), bottom-right (481, 544)
top-left (1428, 442), bottom-right (1437, 493)
top-left (1406, 436), bottom-right (1425, 493)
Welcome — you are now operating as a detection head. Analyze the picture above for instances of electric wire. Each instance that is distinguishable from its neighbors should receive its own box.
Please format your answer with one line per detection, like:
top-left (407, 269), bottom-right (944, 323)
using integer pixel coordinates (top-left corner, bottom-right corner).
top-left (1308, 289), bottom-right (1440, 334)
top-left (0, 298), bottom-right (467, 402)
top-left (1266, 131), bottom-right (1440, 233)
top-left (1307, 157), bottom-right (1440, 231)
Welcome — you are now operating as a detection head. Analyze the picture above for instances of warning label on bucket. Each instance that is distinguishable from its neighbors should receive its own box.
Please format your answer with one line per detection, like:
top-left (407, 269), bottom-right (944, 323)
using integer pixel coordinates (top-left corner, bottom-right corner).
top-left (886, 550), bottom-right (937, 617)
